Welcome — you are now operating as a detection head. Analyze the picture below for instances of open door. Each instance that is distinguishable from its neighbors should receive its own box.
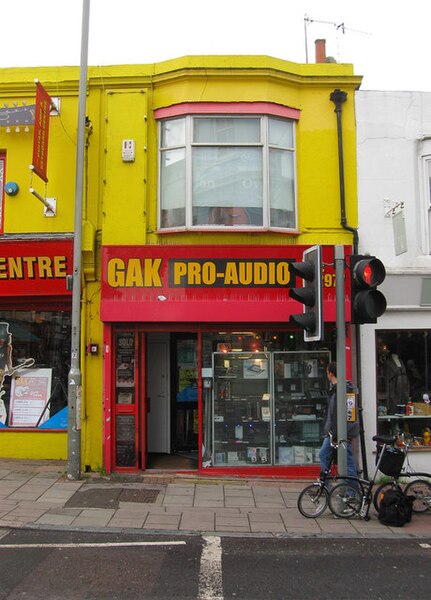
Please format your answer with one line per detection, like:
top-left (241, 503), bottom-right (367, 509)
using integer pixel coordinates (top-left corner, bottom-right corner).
top-left (146, 333), bottom-right (171, 455)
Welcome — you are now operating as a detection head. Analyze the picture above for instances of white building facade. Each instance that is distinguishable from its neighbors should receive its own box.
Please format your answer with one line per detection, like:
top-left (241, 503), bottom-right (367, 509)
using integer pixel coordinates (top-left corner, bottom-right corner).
top-left (356, 90), bottom-right (431, 472)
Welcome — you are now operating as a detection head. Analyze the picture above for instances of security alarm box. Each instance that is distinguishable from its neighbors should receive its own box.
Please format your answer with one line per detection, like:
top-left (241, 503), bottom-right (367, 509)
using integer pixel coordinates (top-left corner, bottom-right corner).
top-left (122, 139), bottom-right (135, 162)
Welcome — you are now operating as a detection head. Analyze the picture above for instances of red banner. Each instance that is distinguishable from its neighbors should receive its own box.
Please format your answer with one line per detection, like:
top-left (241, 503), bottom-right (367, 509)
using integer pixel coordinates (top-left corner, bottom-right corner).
top-left (101, 245), bottom-right (346, 323)
top-left (0, 240), bottom-right (72, 297)
top-left (32, 82), bottom-right (51, 183)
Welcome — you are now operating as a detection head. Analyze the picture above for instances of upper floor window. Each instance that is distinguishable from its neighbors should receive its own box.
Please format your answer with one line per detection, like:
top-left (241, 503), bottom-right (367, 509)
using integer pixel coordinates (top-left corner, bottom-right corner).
top-left (158, 114), bottom-right (297, 231)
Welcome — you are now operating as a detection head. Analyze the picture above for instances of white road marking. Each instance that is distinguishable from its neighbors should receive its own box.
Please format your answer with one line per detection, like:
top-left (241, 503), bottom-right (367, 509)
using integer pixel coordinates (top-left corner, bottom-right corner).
top-left (198, 535), bottom-right (224, 600)
top-left (419, 543), bottom-right (431, 549)
top-left (0, 541), bottom-right (186, 549)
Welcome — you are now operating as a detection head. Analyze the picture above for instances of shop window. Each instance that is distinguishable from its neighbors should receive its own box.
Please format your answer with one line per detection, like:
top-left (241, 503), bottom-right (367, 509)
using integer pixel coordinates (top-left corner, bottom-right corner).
top-left (158, 114), bottom-right (297, 231)
top-left (376, 330), bottom-right (431, 447)
top-left (200, 328), bottom-right (337, 468)
top-left (0, 310), bottom-right (71, 429)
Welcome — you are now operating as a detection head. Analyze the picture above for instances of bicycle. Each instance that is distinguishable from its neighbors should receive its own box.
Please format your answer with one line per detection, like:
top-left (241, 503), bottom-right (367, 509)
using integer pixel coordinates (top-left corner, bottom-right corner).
top-left (403, 478), bottom-right (431, 512)
top-left (327, 434), bottom-right (427, 520)
top-left (372, 435), bottom-right (431, 513)
top-left (297, 433), bottom-right (397, 519)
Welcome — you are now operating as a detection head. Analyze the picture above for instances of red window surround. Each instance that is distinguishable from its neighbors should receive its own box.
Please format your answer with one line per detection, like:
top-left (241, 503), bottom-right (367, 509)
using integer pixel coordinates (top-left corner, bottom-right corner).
top-left (154, 102), bottom-right (300, 120)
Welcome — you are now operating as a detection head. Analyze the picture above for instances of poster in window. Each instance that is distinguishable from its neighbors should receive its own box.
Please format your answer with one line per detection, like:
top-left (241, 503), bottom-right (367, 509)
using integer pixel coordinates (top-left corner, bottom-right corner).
top-left (115, 332), bottom-right (135, 387)
top-left (9, 368), bottom-right (52, 427)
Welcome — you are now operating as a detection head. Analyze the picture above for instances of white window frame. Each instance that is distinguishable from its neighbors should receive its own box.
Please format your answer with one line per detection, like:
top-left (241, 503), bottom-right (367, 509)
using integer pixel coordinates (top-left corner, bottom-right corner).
top-left (418, 148), bottom-right (431, 255)
top-left (157, 109), bottom-right (298, 233)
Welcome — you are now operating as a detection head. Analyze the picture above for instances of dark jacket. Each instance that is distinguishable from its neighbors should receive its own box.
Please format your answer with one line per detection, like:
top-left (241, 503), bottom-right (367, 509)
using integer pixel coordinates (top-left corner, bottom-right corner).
top-left (322, 381), bottom-right (359, 440)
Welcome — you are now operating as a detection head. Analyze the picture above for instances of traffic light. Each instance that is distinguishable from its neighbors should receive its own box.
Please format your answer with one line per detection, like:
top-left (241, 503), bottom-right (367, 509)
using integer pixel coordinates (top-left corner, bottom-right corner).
top-left (350, 255), bottom-right (387, 324)
top-left (288, 245), bottom-right (323, 342)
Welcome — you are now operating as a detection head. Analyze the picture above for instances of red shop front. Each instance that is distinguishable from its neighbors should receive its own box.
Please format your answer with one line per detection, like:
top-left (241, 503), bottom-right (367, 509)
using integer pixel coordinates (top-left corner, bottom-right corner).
top-left (0, 238), bottom-right (72, 455)
top-left (101, 245), bottom-right (351, 476)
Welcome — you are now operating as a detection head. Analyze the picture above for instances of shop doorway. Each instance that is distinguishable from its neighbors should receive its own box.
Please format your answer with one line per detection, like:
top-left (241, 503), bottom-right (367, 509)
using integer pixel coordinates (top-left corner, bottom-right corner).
top-left (145, 332), bottom-right (198, 470)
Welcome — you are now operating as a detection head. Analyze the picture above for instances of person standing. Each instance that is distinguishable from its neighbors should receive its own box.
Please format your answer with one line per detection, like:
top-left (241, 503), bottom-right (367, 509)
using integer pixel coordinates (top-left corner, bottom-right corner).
top-left (319, 361), bottom-right (359, 479)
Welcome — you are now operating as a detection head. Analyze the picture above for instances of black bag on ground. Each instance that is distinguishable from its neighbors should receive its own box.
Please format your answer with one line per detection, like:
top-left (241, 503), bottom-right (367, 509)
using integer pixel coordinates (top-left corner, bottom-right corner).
top-left (378, 488), bottom-right (414, 527)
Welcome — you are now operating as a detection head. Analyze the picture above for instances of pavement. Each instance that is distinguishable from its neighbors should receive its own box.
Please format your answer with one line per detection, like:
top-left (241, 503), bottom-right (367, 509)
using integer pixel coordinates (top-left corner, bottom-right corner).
top-left (0, 459), bottom-right (429, 539)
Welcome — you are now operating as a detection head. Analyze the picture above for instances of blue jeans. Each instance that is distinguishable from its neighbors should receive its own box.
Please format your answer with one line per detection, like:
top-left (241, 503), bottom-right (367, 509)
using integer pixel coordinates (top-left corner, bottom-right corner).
top-left (319, 435), bottom-right (358, 479)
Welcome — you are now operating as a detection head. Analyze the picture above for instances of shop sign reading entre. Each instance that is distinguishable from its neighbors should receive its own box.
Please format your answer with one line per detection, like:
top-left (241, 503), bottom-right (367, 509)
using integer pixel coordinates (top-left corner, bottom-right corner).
top-left (0, 255), bottom-right (68, 280)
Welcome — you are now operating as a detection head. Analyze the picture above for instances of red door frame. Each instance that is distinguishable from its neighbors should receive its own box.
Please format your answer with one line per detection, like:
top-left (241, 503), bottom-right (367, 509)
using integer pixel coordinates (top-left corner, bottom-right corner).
top-left (103, 323), bottom-right (351, 477)
top-left (104, 327), bottom-right (142, 473)
top-left (104, 324), bottom-right (203, 474)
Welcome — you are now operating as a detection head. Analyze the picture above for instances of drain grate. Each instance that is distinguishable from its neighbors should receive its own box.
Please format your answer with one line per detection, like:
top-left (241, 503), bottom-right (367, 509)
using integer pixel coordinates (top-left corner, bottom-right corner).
top-left (65, 486), bottom-right (160, 509)
top-left (119, 488), bottom-right (160, 503)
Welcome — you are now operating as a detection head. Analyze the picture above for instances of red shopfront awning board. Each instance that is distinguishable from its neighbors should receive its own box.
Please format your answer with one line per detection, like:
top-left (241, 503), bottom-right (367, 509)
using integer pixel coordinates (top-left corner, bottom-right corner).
top-left (0, 239), bottom-right (72, 297)
top-left (101, 245), bottom-right (348, 323)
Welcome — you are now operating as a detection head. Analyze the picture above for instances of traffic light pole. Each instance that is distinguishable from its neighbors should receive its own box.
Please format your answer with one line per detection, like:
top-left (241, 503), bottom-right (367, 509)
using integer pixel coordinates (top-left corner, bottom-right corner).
top-left (335, 245), bottom-right (347, 476)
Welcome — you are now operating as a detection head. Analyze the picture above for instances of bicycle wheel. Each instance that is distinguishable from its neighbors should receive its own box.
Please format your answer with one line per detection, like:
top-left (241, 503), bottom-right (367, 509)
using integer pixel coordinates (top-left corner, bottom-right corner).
top-left (328, 483), bottom-right (362, 518)
top-left (297, 483), bottom-right (329, 518)
top-left (404, 479), bottom-right (431, 513)
top-left (373, 482), bottom-right (399, 512)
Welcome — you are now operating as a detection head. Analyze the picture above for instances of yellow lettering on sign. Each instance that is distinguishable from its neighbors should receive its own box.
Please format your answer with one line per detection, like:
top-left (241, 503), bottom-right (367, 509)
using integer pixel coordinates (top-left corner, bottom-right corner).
top-left (254, 262), bottom-right (267, 284)
top-left (201, 262), bottom-right (216, 285)
top-left (38, 256), bottom-right (52, 278)
top-left (107, 258), bottom-right (162, 288)
top-left (22, 257), bottom-right (37, 278)
top-left (8, 258), bottom-right (23, 279)
top-left (277, 262), bottom-right (290, 285)
top-left (237, 262), bottom-right (251, 285)
top-left (125, 258), bottom-right (144, 287)
top-left (107, 258), bottom-right (125, 287)
top-left (143, 258), bottom-right (162, 287)
top-left (174, 262), bottom-right (187, 285)
top-left (54, 256), bottom-right (68, 277)
top-left (187, 262), bottom-right (201, 285)
top-left (0, 258), bottom-right (7, 278)
top-left (224, 262), bottom-right (239, 285)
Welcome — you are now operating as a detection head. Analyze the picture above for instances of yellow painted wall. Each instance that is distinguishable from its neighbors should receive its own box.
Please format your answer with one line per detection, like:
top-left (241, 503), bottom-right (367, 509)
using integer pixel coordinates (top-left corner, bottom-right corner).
top-left (0, 432), bottom-right (67, 460)
top-left (0, 55), bottom-right (362, 469)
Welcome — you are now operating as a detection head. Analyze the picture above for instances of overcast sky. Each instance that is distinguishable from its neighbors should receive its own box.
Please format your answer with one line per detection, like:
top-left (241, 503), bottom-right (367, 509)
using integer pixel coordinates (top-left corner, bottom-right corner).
top-left (1, 0), bottom-right (430, 92)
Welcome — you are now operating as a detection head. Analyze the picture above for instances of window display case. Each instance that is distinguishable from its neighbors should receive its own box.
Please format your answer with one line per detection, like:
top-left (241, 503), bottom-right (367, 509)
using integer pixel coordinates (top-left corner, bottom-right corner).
top-left (273, 351), bottom-right (330, 466)
top-left (212, 352), bottom-right (271, 466)
top-left (211, 350), bottom-right (330, 468)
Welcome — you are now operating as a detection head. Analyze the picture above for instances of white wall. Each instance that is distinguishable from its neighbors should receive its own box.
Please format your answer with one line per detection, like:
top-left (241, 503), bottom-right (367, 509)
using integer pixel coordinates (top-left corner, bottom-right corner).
top-left (355, 90), bottom-right (431, 474)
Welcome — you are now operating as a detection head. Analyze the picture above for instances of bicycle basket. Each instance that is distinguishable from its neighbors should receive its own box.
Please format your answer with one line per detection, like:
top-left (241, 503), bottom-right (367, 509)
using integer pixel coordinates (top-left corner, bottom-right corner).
top-left (376, 446), bottom-right (405, 477)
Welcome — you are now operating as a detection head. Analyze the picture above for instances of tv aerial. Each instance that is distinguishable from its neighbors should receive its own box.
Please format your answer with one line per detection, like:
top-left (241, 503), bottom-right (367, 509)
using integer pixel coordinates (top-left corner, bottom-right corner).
top-left (304, 14), bottom-right (371, 63)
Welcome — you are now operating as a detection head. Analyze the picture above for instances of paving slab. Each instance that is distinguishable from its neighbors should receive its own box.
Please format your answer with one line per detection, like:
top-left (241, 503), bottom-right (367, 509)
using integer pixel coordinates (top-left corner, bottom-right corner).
top-left (0, 459), bottom-right (429, 539)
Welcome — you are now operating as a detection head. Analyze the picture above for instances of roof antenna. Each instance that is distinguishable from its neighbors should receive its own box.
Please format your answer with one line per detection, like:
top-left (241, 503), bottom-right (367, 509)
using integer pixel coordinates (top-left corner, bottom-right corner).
top-left (304, 14), bottom-right (371, 63)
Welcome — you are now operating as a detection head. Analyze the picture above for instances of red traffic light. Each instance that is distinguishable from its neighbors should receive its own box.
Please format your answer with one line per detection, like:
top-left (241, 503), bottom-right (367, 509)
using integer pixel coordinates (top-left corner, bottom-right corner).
top-left (350, 255), bottom-right (387, 324)
top-left (352, 257), bottom-right (386, 289)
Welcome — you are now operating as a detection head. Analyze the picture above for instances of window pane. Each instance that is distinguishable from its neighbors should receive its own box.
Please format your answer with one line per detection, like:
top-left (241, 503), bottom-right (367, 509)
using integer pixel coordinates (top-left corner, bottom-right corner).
top-left (160, 148), bottom-right (186, 227)
top-left (376, 331), bottom-right (431, 445)
top-left (194, 118), bottom-right (260, 143)
top-left (269, 148), bottom-right (295, 228)
top-left (269, 118), bottom-right (293, 148)
top-left (192, 146), bottom-right (263, 226)
top-left (0, 311), bottom-right (70, 429)
top-left (161, 118), bottom-right (185, 148)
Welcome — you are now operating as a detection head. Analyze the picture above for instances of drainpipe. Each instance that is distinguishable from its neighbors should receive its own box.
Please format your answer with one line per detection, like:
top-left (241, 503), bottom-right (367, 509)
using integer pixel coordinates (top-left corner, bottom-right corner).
top-left (330, 89), bottom-right (368, 478)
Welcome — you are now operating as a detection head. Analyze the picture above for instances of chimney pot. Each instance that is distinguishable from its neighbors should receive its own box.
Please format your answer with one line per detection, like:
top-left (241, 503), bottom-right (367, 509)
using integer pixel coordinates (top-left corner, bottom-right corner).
top-left (315, 39), bottom-right (326, 63)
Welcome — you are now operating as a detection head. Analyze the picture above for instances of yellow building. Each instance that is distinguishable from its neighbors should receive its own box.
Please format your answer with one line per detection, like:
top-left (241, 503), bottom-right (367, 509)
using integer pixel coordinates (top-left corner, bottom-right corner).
top-left (0, 49), bottom-right (361, 476)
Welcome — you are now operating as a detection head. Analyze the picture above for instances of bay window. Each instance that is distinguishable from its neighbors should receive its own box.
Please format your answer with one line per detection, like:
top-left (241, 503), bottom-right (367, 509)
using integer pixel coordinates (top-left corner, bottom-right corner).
top-left (158, 113), bottom-right (297, 231)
